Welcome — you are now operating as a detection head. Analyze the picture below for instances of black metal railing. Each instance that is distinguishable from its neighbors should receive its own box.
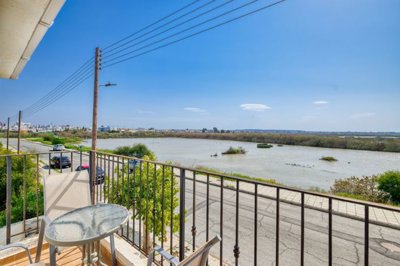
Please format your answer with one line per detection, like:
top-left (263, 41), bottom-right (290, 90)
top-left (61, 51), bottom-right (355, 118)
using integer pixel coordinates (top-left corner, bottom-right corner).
top-left (0, 150), bottom-right (87, 245)
top-left (2, 150), bottom-right (400, 266)
top-left (91, 151), bottom-right (400, 266)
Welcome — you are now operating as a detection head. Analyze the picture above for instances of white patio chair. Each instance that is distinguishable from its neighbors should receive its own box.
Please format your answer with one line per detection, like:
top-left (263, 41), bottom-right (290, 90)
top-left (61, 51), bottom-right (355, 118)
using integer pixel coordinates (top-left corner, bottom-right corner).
top-left (147, 235), bottom-right (221, 266)
top-left (0, 243), bottom-right (45, 265)
top-left (35, 170), bottom-right (92, 263)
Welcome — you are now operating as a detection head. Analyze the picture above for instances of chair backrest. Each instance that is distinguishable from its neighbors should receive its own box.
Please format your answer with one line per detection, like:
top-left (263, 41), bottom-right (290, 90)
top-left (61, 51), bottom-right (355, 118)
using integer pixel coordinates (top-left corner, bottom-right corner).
top-left (43, 171), bottom-right (91, 220)
top-left (179, 235), bottom-right (221, 266)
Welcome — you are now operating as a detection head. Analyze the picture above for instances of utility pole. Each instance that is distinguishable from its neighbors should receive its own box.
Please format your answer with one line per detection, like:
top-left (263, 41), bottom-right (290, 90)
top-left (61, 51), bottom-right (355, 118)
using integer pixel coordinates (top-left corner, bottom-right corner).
top-left (6, 117), bottom-right (10, 151)
top-left (17, 111), bottom-right (22, 154)
top-left (90, 47), bottom-right (100, 203)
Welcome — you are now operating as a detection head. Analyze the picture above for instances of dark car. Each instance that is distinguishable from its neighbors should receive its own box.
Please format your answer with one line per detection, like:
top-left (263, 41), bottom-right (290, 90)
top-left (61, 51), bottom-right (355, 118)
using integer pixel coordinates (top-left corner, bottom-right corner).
top-left (75, 164), bottom-right (105, 184)
top-left (128, 159), bottom-right (139, 173)
top-left (50, 156), bottom-right (71, 168)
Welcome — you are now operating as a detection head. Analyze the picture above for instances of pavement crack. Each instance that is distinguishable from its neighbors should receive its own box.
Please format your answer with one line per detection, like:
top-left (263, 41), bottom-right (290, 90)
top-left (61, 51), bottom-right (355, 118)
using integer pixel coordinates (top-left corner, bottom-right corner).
top-left (354, 242), bottom-right (360, 265)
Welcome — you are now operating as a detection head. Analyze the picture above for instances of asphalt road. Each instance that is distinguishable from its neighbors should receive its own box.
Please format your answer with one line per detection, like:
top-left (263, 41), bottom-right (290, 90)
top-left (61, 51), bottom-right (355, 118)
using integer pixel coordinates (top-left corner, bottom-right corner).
top-left (2, 138), bottom-right (400, 265)
top-left (1, 138), bottom-right (89, 173)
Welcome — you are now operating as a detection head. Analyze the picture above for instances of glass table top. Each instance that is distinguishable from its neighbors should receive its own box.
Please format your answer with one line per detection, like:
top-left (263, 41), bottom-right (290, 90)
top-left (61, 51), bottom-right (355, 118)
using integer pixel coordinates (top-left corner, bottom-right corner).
top-left (45, 203), bottom-right (129, 246)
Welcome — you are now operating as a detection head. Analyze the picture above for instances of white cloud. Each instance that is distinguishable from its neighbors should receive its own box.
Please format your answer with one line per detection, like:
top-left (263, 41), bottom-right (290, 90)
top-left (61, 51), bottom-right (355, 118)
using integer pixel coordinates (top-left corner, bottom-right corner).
top-left (184, 107), bottom-right (206, 113)
top-left (240, 103), bottom-right (271, 112)
top-left (350, 112), bottom-right (376, 119)
top-left (313, 100), bottom-right (328, 105)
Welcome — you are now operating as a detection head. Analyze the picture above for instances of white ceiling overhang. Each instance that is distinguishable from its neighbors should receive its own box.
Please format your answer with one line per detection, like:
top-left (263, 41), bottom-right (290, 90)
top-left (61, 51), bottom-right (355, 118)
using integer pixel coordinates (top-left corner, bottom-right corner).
top-left (0, 0), bottom-right (65, 79)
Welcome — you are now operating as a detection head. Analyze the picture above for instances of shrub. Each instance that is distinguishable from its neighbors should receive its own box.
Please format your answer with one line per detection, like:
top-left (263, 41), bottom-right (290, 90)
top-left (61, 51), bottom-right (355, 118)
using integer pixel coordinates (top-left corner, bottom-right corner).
top-left (0, 147), bottom-right (44, 226)
top-left (114, 144), bottom-right (155, 160)
top-left (331, 175), bottom-right (389, 203)
top-left (51, 137), bottom-right (66, 145)
top-left (107, 158), bottom-right (180, 252)
top-left (222, 146), bottom-right (246, 155)
top-left (42, 133), bottom-right (55, 142)
top-left (377, 171), bottom-right (400, 203)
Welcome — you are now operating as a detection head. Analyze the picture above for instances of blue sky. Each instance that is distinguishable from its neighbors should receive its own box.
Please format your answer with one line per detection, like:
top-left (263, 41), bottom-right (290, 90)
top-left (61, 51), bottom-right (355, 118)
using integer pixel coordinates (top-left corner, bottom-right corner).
top-left (1, 0), bottom-right (399, 131)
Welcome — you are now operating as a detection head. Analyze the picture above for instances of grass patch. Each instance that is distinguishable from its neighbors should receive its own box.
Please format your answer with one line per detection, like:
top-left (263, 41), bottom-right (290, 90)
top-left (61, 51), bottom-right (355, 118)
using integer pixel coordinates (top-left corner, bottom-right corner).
top-left (195, 166), bottom-right (281, 185)
top-left (320, 156), bottom-right (338, 162)
top-left (257, 143), bottom-right (273, 148)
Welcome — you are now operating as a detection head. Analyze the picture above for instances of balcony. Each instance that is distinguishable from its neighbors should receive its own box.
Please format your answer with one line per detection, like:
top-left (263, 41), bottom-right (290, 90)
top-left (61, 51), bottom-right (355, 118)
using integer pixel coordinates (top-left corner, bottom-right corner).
top-left (1, 151), bottom-right (400, 265)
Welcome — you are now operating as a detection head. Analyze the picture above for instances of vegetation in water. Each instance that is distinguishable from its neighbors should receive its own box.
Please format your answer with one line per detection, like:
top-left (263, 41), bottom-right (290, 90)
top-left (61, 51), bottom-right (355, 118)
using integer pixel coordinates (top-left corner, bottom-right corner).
top-left (320, 156), bottom-right (338, 162)
top-left (222, 146), bottom-right (246, 155)
top-left (257, 143), bottom-right (273, 148)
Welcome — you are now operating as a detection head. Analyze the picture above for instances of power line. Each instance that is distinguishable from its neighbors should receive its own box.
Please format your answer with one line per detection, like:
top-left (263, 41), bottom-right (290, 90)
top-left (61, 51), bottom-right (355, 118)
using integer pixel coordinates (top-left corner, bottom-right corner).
top-left (22, 57), bottom-right (94, 115)
top-left (7, 0), bottom-right (208, 119)
top-left (6, 0), bottom-right (287, 120)
top-left (23, 66), bottom-right (94, 117)
top-left (23, 65), bottom-right (94, 116)
top-left (102, 0), bottom-right (234, 61)
top-left (102, 0), bottom-right (220, 57)
top-left (102, 0), bottom-right (287, 69)
top-left (102, 0), bottom-right (203, 51)
top-left (102, 0), bottom-right (251, 64)
top-left (24, 70), bottom-right (94, 118)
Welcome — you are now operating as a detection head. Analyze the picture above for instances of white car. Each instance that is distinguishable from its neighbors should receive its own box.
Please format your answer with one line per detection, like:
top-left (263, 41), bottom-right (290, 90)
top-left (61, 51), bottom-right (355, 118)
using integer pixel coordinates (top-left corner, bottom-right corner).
top-left (52, 144), bottom-right (65, 151)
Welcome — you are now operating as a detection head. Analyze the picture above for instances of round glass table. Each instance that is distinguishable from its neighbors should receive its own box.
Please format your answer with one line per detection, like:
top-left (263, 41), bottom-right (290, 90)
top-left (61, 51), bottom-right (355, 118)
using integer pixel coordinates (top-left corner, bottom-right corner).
top-left (45, 203), bottom-right (129, 266)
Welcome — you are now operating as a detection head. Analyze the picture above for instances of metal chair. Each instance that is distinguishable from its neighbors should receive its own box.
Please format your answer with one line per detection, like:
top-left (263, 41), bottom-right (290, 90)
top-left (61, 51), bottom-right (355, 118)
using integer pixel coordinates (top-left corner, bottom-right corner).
top-left (35, 170), bottom-right (92, 263)
top-left (0, 243), bottom-right (45, 266)
top-left (147, 235), bottom-right (221, 266)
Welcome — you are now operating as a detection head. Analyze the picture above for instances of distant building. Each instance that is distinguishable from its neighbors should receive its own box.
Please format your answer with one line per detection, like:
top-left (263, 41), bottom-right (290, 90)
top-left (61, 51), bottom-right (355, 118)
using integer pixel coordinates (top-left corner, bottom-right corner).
top-left (99, 125), bottom-right (111, 132)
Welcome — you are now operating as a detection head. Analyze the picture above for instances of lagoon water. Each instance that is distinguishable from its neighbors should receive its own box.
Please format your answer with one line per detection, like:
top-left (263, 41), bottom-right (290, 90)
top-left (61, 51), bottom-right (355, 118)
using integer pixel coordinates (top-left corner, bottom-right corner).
top-left (83, 138), bottom-right (400, 190)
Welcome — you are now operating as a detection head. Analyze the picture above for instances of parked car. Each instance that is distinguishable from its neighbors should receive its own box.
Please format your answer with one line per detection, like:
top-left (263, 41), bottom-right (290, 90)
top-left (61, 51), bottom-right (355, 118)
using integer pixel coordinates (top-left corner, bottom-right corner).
top-left (50, 156), bottom-right (71, 168)
top-left (52, 144), bottom-right (65, 151)
top-left (128, 159), bottom-right (139, 173)
top-left (75, 164), bottom-right (105, 184)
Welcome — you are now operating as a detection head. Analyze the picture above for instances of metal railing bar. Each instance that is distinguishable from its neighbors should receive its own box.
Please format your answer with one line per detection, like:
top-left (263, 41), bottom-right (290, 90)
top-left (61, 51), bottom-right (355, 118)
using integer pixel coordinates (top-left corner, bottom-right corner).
top-left (254, 184), bottom-right (258, 266)
top-left (234, 180), bottom-right (240, 266)
top-left (276, 187), bottom-right (280, 266)
top-left (220, 177), bottom-right (224, 266)
top-left (329, 198), bottom-right (333, 266)
top-left (364, 206), bottom-right (369, 266)
top-left (301, 192), bottom-right (305, 266)
top-left (91, 151), bottom-right (400, 213)
top-left (23, 155), bottom-right (27, 235)
top-left (192, 171), bottom-right (197, 251)
top-left (170, 165), bottom-right (174, 259)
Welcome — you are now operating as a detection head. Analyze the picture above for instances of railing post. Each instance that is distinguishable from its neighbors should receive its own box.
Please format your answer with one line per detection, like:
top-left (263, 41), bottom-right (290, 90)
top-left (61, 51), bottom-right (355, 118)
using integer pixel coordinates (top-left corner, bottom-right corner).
top-left (6, 156), bottom-right (12, 244)
top-left (179, 168), bottom-right (186, 261)
top-left (89, 151), bottom-right (95, 204)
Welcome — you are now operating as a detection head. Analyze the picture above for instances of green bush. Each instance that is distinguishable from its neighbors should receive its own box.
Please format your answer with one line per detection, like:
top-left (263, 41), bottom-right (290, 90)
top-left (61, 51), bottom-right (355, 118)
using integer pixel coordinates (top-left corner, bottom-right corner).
top-left (106, 158), bottom-right (181, 251)
top-left (42, 133), bottom-right (55, 142)
top-left (51, 137), bottom-right (66, 145)
top-left (114, 144), bottom-right (155, 159)
top-left (331, 175), bottom-right (389, 203)
top-left (377, 171), bottom-right (400, 203)
top-left (0, 147), bottom-right (44, 226)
